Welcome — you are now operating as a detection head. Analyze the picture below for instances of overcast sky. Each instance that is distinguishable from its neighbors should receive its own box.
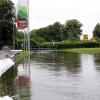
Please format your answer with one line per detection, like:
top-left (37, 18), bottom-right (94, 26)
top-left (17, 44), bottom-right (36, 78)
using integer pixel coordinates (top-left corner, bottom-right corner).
top-left (12, 0), bottom-right (100, 38)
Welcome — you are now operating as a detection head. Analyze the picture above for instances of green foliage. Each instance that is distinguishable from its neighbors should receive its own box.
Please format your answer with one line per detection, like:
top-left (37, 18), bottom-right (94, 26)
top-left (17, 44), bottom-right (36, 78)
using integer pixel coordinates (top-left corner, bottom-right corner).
top-left (20, 51), bottom-right (29, 57)
top-left (15, 31), bottom-right (24, 49)
top-left (41, 41), bottom-right (100, 49)
top-left (35, 37), bottom-right (45, 43)
top-left (30, 19), bottom-right (82, 45)
top-left (16, 31), bottom-right (24, 40)
top-left (47, 22), bottom-right (63, 41)
top-left (30, 22), bottom-right (63, 42)
top-left (93, 23), bottom-right (100, 40)
top-left (15, 51), bottom-right (29, 63)
top-left (30, 29), bottom-right (45, 45)
top-left (66, 48), bottom-right (100, 54)
top-left (0, 0), bottom-right (15, 21)
top-left (64, 19), bottom-right (83, 40)
top-left (0, 0), bottom-right (15, 46)
top-left (30, 39), bottom-right (39, 46)
top-left (94, 37), bottom-right (100, 42)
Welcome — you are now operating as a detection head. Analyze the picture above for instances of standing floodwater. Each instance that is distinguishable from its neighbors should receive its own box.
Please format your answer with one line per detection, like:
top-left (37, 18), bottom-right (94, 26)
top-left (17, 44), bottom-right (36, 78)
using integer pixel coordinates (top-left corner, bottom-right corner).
top-left (0, 51), bottom-right (100, 100)
top-left (30, 51), bottom-right (100, 100)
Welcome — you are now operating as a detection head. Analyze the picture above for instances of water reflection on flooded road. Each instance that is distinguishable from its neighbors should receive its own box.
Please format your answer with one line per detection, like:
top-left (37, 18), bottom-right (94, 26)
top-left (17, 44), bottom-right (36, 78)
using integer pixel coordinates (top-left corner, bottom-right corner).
top-left (30, 51), bottom-right (100, 100)
top-left (0, 51), bottom-right (100, 100)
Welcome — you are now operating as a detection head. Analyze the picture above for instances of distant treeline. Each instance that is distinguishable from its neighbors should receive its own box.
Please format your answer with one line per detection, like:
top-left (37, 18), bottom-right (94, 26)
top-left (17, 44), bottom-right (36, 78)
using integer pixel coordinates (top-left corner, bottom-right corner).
top-left (30, 19), bottom-right (83, 43)
top-left (15, 20), bottom-right (100, 49)
top-left (15, 19), bottom-right (100, 49)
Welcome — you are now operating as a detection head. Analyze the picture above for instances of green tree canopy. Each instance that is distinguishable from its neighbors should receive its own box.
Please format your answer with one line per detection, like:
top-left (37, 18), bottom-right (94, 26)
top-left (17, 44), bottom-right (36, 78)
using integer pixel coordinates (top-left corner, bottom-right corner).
top-left (64, 19), bottom-right (83, 40)
top-left (47, 22), bottom-right (63, 41)
top-left (93, 23), bottom-right (100, 40)
top-left (0, 0), bottom-right (15, 46)
top-left (30, 19), bottom-right (83, 43)
top-left (30, 22), bottom-right (63, 42)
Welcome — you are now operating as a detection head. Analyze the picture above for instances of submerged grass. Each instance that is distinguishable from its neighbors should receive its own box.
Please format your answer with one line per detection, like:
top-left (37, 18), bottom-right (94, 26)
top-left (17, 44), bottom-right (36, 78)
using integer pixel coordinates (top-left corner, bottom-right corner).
top-left (66, 48), bottom-right (100, 54)
top-left (15, 51), bottom-right (29, 63)
top-left (20, 51), bottom-right (29, 57)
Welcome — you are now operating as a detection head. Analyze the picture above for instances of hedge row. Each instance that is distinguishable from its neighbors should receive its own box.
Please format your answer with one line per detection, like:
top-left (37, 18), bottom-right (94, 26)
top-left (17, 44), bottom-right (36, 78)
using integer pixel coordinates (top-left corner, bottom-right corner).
top-left (1, 40), bottom-right (99, 50)
top-left (31, 41), bottom-right (100, 50)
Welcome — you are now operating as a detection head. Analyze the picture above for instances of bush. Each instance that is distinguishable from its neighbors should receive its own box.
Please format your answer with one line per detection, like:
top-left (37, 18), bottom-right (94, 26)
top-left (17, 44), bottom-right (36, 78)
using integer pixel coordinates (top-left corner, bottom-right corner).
top-left (15, 39), bottom-right (23, 49)
top-left (40, 41), bottom-right (100, 49)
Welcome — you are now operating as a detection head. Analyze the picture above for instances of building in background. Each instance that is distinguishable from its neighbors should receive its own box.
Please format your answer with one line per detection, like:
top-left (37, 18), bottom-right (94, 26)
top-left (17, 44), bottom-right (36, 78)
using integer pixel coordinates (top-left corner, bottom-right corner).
top-left (83, 34), bottom-right (88, 40)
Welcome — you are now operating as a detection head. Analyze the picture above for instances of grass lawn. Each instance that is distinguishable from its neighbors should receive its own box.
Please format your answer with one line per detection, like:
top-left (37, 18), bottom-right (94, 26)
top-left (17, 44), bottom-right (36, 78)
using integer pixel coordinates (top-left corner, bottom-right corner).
top-left (66, 48), bottom-right (100, 54)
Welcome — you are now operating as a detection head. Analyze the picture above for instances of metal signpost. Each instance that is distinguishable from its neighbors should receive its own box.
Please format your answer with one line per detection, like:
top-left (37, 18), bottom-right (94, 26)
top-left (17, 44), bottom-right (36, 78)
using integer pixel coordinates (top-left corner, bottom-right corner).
top-left (16, 0), bottom-right (31, 99)
top-left (17, 0), bottom-right (30, 63)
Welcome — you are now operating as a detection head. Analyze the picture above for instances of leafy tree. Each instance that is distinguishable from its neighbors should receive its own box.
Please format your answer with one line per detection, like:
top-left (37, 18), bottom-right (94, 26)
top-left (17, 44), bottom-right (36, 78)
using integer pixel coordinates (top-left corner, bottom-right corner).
top-left (30, 19), bottom-right (83, 44)
top-left (64, 19), bottom-right (83, 40)
top-left (93, 23), bottom-right (100, 41)
top-left (30, 29), bottom-right (46, 43)
top-left (36, 28), bottom-right (48, 41)
top-left (15, 31), bottom-right (24, 40)
top-left (47, 22), bottom-right (63, 42)
top-left (60, 25), bottom-right (68, 41)
top-left (0, 0), bottom-right (15, 45)
top-left (30, 22), bottom-right (63, 42)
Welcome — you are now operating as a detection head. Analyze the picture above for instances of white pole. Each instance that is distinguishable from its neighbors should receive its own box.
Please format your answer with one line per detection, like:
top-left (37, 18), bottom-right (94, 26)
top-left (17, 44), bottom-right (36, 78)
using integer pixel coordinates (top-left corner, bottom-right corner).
top-left (27, 0), bottom-right (30, 67)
